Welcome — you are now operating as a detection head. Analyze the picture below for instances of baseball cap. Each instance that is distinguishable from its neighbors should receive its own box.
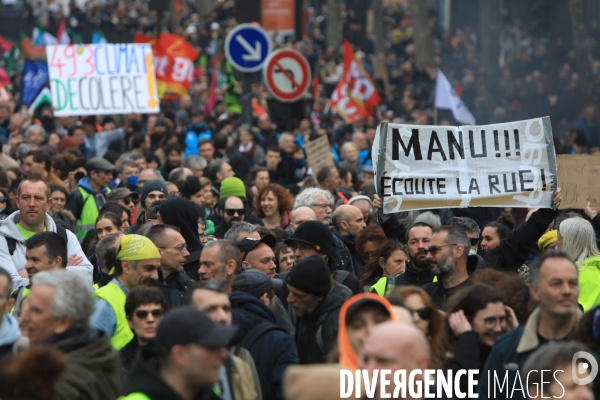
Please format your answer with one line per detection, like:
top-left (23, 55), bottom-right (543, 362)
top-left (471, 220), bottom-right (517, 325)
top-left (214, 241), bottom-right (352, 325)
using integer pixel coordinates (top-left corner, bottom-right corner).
top-left (86, 157), bottom-right (115, 172)
top-left (345, 298), bottom-right (391, 325)
top-left (236, 234), bottom-right (277, 261)
top-left (156, 307), bottom-right (237, 354)
top-left (107, 188), bottom-right (139, 202)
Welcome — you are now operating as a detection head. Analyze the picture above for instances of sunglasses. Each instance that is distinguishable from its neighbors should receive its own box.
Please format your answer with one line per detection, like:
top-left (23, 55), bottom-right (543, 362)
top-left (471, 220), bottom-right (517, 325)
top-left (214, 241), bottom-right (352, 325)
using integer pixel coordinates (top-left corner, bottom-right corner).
top-left (0, 197), bottom-right (6, 203)
top-left (134, 308), bottom-right (164, 319)
top-left (406, 306), bottom-right (433, 321)
top-left (469, 237), bottom-right (479, 246)
top-left (121, 197), bottom-right (137, 205)
top-left (224, 208), bottom-right (245, 216)
top-left (425, 243), bottom-right (457, 256)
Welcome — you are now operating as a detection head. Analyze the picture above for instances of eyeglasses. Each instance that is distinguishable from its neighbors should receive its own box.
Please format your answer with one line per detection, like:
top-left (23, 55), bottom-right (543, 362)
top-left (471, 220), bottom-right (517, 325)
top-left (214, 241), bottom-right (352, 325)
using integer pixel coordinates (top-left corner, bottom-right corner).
top-left (160, 244), bottom-right (188, 254)
top-left (425, 244), bottom-right (457, 256)
top-left (469, 237), bottom-right (479, 246)
top-left (224, 208), bottom-right (245, 216)
top-left (0, 197), bottom-right (7, 203)
top-left (312, 203), bottom-right (331, 210)
top-left (134, 308), bottom-right (164, 319)
top-left (406, 306), bottom-right (433, 321)
top-left (169, 190), bottom-right (181, 197)
top-left (482, 316), bottom-right (507, 329)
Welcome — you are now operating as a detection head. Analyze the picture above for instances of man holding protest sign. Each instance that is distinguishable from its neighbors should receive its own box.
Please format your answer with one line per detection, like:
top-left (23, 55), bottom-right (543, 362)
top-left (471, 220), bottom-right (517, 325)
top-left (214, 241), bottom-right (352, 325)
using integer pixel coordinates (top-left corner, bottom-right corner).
top-left (372, 117), bottom-right (563, 274)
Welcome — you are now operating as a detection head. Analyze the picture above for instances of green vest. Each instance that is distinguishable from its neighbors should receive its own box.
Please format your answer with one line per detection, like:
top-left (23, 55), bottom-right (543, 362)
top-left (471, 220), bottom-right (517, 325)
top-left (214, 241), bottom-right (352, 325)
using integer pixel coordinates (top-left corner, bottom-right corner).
top-left (75, 187), bottom-right (111, 240)
top-left (10, 286), bottom-right (30, 317)
top-left (94, 281), bottom-right (133, 350)
top-left (578, 255), bottom-right (600, 312)
top-left (118, 394), bottom-right (150, 400)
top-left (370, 274), bottom-right (438, 297)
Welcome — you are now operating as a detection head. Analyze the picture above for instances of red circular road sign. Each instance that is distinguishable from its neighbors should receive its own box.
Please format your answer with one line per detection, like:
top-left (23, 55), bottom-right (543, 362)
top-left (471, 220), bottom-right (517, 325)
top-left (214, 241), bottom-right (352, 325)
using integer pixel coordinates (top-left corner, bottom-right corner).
top-left (263, 48), bottom-right (311, 103)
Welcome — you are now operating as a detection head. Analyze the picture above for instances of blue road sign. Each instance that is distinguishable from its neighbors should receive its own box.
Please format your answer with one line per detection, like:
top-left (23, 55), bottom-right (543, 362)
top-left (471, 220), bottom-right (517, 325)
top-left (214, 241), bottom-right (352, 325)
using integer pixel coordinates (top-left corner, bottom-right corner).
top-left (224, 24), bottom-right (272, 73)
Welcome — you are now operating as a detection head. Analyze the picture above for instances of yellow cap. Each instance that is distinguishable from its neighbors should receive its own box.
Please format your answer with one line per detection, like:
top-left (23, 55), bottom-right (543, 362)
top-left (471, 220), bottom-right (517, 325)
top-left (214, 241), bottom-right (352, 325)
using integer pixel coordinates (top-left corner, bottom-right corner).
top-left (116, 234), bottom-right (161, 261)
top-left (538, 229), bottom-right (558, 250)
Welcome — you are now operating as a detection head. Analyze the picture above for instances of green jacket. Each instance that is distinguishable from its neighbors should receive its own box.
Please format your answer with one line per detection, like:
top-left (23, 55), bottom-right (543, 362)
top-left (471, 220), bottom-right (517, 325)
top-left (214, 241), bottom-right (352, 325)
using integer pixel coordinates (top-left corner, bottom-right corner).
top-left (578, 255), bottom-right (600, 312)
top-left (53, 328), bottom-right (124, 400)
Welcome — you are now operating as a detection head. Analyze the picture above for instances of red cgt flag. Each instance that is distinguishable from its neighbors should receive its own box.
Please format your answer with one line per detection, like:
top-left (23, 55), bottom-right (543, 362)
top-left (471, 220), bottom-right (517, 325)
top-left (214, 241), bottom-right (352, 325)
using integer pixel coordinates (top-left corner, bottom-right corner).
top-left (330, 40), bottom-right (381, 121)
top-left (135, 32), bottom-right (199, 99)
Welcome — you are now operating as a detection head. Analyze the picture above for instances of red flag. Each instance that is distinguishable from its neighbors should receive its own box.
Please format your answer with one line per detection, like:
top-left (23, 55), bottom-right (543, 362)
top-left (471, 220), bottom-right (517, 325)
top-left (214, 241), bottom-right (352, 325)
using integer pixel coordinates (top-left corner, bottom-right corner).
top-left (57, 20), bottom-right (70, 44)
top-left (311, 75), bottom-right (319, 99)
top-left (251, 98), bottom-right (267, 118)
top-left (330, 40), bottom-right (381, 120)
top-left (0, 36), bottom-right (13, 54)
top-left (203, 60), bottom-right (218, 117)
top-left (136, 32), bottom-right (199, 99)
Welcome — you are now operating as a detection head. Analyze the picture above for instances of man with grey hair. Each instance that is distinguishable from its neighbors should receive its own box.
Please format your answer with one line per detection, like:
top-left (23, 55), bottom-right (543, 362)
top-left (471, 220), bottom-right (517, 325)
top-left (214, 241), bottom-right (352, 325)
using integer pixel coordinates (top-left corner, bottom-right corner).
top-left (19, 269), bottom-right (123, 399)
top-left (293, 187), bottom-right (354, 275)
top-left (168, 167), bottom-right (194, 184)
top-left (137, 168), bottom-right (163, 191)
top-left (288, 207), bottom-right (317, 234)
top-left (479, 250), bottom-right (581, 400)
top-left (423, 225), bottom-right (471, 309)
top-left (224, 221), bottom-right (260, 242)
top-left (115, 159), bottom-right (139, 191)
top-left (198, 240), bottom-right (241, 293)
top-left (447, 216), bottom-right (481, 253)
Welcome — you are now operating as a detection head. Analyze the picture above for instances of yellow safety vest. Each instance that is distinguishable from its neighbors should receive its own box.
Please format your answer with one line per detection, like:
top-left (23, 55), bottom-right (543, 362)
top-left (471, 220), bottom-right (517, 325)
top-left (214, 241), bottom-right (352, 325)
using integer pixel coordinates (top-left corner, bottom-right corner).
top-left (75, 187), bottom-right (111, 240)
top-left (94, 281), bottom-right (133, 350)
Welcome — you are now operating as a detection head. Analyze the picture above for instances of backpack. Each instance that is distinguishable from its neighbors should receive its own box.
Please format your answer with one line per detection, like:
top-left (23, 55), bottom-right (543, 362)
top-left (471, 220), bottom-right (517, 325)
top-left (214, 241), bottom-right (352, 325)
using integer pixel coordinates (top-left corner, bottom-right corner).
top-left (232, 322), bottom-right (287, 356)
top-left (7, 225), bottom-right (68, 256)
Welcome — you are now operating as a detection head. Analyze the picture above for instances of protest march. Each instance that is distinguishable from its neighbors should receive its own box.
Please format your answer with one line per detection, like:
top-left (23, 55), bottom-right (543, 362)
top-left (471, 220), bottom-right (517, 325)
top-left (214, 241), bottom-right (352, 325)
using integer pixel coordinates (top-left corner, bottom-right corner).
top-left (0, 0), bottom-right (598, 399)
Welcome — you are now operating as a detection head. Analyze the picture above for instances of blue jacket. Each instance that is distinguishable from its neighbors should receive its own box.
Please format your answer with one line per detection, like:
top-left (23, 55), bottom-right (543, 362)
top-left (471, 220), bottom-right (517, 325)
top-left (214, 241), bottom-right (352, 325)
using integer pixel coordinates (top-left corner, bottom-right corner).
top-left (229, 291), bottom-right (298, 400)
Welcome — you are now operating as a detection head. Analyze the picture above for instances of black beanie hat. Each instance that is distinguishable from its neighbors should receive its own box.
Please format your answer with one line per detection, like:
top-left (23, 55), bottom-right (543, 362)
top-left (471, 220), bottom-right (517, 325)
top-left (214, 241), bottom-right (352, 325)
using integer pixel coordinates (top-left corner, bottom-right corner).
top-left (284, 221), bottom-right (333, 257)
top-left (286, 255), bottom-right (331, 297)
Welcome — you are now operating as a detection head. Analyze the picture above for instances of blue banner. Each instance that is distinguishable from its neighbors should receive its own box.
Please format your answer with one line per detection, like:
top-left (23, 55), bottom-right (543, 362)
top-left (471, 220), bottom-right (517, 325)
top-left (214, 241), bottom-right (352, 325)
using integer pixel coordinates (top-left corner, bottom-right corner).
top-left (21, 60), bottom-right (49, 107)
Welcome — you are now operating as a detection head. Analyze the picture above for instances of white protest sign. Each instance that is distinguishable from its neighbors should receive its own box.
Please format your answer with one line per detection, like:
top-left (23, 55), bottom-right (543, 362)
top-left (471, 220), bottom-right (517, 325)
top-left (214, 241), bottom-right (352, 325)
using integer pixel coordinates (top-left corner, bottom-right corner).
top-left (47, 44), bottom-right (160, 116)
top-left (373, 117), bottom-right (557, 213)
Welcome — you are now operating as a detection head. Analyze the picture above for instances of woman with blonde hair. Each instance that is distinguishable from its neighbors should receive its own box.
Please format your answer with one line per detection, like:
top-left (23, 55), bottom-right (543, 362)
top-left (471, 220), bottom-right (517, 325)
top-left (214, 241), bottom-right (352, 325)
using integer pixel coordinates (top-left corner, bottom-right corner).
top-left (557, 217), bottom-right (600, 311)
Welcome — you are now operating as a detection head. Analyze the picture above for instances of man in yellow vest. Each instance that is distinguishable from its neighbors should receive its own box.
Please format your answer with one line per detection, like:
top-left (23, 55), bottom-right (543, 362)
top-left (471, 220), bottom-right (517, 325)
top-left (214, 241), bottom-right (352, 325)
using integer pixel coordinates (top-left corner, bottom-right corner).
top-left (65, 157), bottom-right (114, 242)
top-left (91, 234), bottom-right (161, 350)
top-left (11, 231), bottom-right (68, 317)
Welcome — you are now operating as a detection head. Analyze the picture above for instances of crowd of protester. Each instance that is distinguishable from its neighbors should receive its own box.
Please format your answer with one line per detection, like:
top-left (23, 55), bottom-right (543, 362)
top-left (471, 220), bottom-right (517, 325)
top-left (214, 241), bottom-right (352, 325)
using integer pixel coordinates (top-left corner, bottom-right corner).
top-left (0, 0), bottom-right (598, 400)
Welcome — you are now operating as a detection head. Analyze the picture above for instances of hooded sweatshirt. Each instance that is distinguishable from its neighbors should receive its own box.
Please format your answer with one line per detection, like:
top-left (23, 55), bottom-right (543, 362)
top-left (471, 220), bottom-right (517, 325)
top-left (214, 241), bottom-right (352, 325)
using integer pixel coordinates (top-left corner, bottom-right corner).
top-left (229, 291), bottom-right (298, 400)
top-left (0, 314), bottom-right (21, 359)
top-left (158, 198), bottom-right (203, 280)
top-left (337, 293), bottom-right (397, 370)
top-left (0, 210), bottom-right (93, 289)
top-left (294, 282), bottom-right (350, 364)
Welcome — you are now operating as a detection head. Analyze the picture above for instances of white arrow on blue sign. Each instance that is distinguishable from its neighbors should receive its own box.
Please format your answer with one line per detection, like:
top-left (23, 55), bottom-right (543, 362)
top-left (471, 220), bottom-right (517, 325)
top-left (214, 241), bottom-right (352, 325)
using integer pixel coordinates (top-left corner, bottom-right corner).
top-left (224, 24), bottom-right (272, 73)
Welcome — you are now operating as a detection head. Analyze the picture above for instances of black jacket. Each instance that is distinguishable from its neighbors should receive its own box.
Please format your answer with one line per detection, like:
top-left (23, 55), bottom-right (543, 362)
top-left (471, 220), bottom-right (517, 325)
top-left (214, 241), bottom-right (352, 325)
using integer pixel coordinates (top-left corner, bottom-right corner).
top-left (422, 277), bottom-right (471, 310)
top-left (330, 231), bottom-right (355, 273)
top-left (156, 269), bottom-right (193, 309)
top-left (293, 282), bottom-right (350, 364)
top-left (395, 261), bottom-right (435, 287)
top-left (479, 208), bottom-right (557, 271)
top-left (332, 228), bottom-right (364, 277)
top-left (443, 330), bottom-right (491, 397)
top-left (127, 346), bottom-right (219, 400)
top-left (229, 292), bottom-right (299, 400)
top-left (120, 338), bottom-right (144, 374)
